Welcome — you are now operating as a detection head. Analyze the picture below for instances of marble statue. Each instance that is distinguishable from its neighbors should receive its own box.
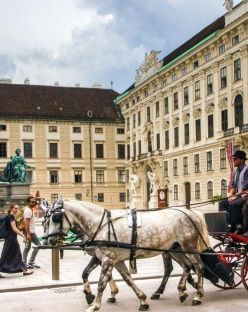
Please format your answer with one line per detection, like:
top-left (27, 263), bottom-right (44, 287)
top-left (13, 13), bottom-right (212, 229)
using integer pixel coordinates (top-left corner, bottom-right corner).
top-left (223, 0), bottom-right (233, 13)
top-left (129, 174), bottom-right (141, 195)
top-left (147, 172), bottom-right (159, 195)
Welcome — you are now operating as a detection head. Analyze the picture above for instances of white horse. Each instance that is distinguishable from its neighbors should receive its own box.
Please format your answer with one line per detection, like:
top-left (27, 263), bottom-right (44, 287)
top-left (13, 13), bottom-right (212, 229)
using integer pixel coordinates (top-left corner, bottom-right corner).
top-left (46, 199), bottom-right (210, 311)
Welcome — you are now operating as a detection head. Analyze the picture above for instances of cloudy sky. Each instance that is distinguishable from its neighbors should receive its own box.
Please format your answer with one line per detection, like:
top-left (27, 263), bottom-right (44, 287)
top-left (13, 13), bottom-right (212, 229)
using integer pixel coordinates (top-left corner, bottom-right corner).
top-left (0, 0), bottom-right (242, 93)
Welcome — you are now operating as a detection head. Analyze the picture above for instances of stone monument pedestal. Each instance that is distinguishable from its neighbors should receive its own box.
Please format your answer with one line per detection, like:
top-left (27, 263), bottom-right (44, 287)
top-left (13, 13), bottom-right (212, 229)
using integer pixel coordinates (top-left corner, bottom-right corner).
top-left (148, 193), bottom-right (158, 210)
top-left (130, 194), bottom-right (142, 210)
top-left (0, 182), bottom-right (30, 214)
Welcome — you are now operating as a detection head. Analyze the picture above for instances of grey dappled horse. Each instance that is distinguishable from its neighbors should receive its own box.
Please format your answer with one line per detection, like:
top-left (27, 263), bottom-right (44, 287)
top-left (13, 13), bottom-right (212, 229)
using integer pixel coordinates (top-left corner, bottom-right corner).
top-left (45, 199), bottom-right (210, 311)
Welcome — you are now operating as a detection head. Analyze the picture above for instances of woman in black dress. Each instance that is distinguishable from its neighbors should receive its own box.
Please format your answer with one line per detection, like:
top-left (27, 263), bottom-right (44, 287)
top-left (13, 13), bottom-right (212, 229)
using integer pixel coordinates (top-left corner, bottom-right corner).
top-left (0, 203), bottom-right (33, 277)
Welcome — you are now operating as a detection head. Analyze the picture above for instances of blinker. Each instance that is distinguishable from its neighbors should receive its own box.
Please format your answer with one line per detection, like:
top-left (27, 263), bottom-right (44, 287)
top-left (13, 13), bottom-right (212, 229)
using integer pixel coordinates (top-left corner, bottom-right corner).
top-left (52, 212), bottom-right (63, 223)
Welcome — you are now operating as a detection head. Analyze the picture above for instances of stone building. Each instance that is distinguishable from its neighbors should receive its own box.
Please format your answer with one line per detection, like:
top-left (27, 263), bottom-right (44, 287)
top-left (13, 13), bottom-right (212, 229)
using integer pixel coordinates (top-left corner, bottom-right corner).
top-left (116, 1), bottom-right (248, 210)
top-left (0, 82), bottom-right (126, 209)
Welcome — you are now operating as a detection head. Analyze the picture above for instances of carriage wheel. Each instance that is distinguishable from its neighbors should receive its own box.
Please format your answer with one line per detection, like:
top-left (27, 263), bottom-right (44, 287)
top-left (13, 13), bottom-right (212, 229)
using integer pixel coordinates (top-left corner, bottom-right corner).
top-left (241, 255), bottom-right (248, 290)
top-left (211, 242), bottom-right (243, 289)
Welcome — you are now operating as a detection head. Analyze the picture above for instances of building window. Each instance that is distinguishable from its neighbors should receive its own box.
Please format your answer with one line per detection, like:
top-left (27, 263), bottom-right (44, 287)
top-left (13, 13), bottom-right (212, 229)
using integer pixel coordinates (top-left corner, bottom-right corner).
top-left (221, 179), bottom-right (227, 198)
top-left (118, 170), bottom-right (126, 183)
top-left (49, 143), bottom-right (58, 158)
top-left (117, 128), bottom-right (125, 134)
top-left (234, 58), bottom-right (241, 82)
top-left (232, 34), bottom-right (239, 46)
top-left (174, 185), bottom-right (179, 200)
top-left (50, 170), bottom-right (59, 184)
top-left (221, 109), bottom-right (228, 131)
top-left (195, 182), bottom-right (201, 200)
top-left (207, 181), bottom-right (213, 199)
top-left (119, 193), bottom-right (126, 202)
top-left (220, 67), bottom-right (227, 89)
top-left (193, 60), bottom-right (199, 69)
top-left (127, 117), bottom-right (130, 131)
top-left (133, 142), bottom-right (136, 157)
top-left (0, 125), bottom-right (6, 131)
top-left (184, 87), bottom-right (189, 105)
top-left (74, 143), bottom-right (82, 158)
top-left (173, 159), bottom-right (178, 176)
top-left (95, 127), bottom-right (103, 134)
top-left (23, 142), bottom-right (32, 158)
top-left (219, 44), bottom-right (225, 55)
top-left (174, 127), bottom-right (179, 147)
top-left (195, 81), bottom-right (200, 100)
top-left (207, 151), bottom-right (213, 171)
top-left (51, 194), bottom-right (58, 203)
top-left (49, 126), bottom-right (57, 132)
top-left (23, 125), bottom-right (32, 132)
top-left (195, 119), bottom-right (201, 141)
top-left (118, 144), bottom-right (125, 159)
top-left (165, 130), bottom-right (169, 150)
top-left (205, 52), bottom-right (211, 62)
top-left (96, 144), bottom-right (104, 158)
top-left (164, 97), bottom-right (169, 114)
top-left (138, 140), bottom-right (141, 155)
top-left (207, 74), bottom-right (213, 94)
top-left (73, 127), bottom-right (81, 133)
top-left (194, 154), bottom-right (200, 173)
top-left (156, 133), bottom-right (160, 150)
top-left (234, 94), bottom-right (243, 127)
top-left (74, 170), bottom-right (82, 183)
top-left (96, 170), bottom-right (104, 183)
top-left (147, 106), bottom-right (151, 122)
top-left (184, 123), bottom-right (189, 145)
top-left (138, 112), bottom-right (141, 126)
top-left (156, 101), bottom-right (160, 118)
top-left (75, 193), bottom-right (82, 200)
top-left (127, 144), bottom-right (130, 159)
top-left (147, 131), bottom-right (152, 153)
top-left (208, 114), bottom-right (214, 138)
top-left (164, 161), bottom-right (168, 177)
top-left (0, 142), bottom-right (7, 158)
top-left (183, 157), bottom-right (188, 175)
top-left (173, 92), bottom-right (178, 110)
top-left (220, 148), bottom-right (226, 169)
top-left (98, 193), bottom-right (104, 202)
top-left (133, 114), bottom-right (136, 128)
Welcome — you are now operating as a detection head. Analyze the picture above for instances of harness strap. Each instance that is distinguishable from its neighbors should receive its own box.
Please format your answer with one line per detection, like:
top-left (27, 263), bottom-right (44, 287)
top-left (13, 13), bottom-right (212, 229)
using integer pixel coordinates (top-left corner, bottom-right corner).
top-left (129, 209), bottom-right (138, 273)
top-left (91, 210), bottom-right (107, 242)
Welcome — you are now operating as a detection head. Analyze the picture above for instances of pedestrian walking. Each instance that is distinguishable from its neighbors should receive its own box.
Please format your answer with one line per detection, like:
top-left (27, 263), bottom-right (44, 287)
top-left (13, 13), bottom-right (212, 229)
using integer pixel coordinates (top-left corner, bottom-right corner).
top-left (0, 203), bottom-right (33, 277)
top-left (23, 195), bottom-right (41, 269)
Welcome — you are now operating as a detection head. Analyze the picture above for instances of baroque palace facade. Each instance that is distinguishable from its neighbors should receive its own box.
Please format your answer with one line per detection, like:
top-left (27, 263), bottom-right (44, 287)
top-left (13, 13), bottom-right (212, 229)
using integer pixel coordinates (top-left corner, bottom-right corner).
top-left (0, 83), bottom-right (126, 209)
top-left (116, 1), bottom-right (248, 209)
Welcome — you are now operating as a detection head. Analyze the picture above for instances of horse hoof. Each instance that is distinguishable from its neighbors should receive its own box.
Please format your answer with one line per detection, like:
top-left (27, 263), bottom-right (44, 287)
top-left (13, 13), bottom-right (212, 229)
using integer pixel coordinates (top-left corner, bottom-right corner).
top-left (84, 291), bottom-right (95, 305)
top-left (150, 293), bottom-right (160, 300)
top-left (107, 297), bottom-right (116, 303)
top-left (139, 304), bottom-right (149, 311)
top-left (179, 293), bottom-right (188, 303)
top-left (192, 299), bottom-right (202, 306)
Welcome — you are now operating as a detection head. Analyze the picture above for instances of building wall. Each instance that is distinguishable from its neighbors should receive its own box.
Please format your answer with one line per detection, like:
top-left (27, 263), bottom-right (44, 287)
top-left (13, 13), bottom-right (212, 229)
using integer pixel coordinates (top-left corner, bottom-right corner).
top-left (117, 4), bottom-right (248, 209)
top-left (0, 119), bottom-right (126, 209)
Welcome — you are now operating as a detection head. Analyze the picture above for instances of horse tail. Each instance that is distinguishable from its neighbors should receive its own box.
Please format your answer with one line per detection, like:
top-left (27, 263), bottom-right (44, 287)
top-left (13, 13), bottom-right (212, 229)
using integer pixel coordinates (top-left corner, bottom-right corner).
top-left (193, 210), bottom-right (210, 251)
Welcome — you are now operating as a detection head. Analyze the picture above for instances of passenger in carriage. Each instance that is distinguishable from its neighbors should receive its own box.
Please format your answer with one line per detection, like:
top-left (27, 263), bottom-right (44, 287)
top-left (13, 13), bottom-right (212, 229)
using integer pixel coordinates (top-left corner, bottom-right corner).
top-left (219, 150), bottom-right (248, 234)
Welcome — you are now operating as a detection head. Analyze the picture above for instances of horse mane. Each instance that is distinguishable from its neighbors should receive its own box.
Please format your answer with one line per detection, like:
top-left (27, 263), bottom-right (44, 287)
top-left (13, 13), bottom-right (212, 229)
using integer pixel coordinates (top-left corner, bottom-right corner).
top-left (63, 198), bottom-right (105, 211)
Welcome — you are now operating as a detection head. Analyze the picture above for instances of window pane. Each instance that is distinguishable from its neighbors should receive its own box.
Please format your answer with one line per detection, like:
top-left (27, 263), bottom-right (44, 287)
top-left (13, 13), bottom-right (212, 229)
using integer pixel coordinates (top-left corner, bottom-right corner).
top-left (96, 144), bottom-right (104, 158)
top-left (0, 142), bottom-right (7, 158)
top-left (118, 144), bottom-right (125, 159)
top-left (74, 144), bottom-right (82, 158)
top-left (49, 143), bottom-right (58, 158)
top-left (24, 142), bottom-right (33, 158)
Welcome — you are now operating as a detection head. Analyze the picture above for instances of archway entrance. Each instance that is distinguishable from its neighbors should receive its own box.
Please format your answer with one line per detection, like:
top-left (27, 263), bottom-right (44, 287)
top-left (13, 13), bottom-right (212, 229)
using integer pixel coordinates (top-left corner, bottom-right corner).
top-left (185, 182), bottom-right (191, 209)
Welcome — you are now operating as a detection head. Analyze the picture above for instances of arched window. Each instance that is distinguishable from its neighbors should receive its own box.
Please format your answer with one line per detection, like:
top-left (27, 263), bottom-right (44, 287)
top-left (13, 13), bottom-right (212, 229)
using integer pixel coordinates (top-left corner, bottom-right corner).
top-left (195, 182), bottom-right (201, 200)
top-left (234, 94), bottom-right (243, 127)
top-left (221, 179), bottom-right (227, 198)
top-left (174, 185), bottom-right (178, 200)
top-left (147, 130), bottom-right (152, 153)
top-left (207, 181), bottom-right (213, 199)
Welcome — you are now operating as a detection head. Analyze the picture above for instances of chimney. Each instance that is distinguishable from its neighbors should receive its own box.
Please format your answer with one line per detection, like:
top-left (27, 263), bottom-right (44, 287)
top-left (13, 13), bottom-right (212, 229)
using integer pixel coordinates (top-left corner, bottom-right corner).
top-left (92, 82), bottom-right (102, 88)
top-left (0, 78), bottom-right (12, 84)
top-left (24, 78), bottom-right (30, 85)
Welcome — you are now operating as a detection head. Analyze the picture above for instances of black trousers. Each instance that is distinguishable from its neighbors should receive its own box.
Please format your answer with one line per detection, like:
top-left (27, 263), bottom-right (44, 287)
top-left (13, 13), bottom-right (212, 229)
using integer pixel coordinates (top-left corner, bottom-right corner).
top-left (219, 197), bottom-right (246, 226)
top-left (242, 199), bottom-right (248, 231)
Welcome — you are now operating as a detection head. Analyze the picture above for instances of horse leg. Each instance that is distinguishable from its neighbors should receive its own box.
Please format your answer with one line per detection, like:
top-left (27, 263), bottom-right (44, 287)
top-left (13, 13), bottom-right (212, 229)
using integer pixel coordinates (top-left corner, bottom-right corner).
top-left (82, 255), bottom-right (101, 305)
top-left (115, 261), bottom-right (149, 311)
top-left (107, 278), bottom-right (119, 303)
top-left (187, 254), bottom-right (205, 306)
top-left (86, 256), bottom-right (114, 312)
top-left (150, 253), bottom-right (173, 300)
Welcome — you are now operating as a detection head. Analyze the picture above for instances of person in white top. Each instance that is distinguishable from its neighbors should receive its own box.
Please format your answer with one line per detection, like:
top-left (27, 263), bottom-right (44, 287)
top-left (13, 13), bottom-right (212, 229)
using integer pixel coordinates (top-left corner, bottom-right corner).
top-left (22, 196), bottom-right (41, 269)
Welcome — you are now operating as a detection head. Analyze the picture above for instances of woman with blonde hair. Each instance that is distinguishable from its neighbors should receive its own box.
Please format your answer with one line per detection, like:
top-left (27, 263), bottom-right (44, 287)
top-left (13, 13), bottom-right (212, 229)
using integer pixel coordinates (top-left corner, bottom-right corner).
top-left (0, 203), bottom-right (33, 277)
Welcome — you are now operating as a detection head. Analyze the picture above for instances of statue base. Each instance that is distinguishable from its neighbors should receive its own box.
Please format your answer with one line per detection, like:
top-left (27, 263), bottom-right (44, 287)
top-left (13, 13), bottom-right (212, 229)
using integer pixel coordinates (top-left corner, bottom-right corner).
top-left (0, 182), bottom-right (31, 214)
top-left (148, 194), bottom-right (158, 210)
top-left (130, 194), bottom-right (142, 210)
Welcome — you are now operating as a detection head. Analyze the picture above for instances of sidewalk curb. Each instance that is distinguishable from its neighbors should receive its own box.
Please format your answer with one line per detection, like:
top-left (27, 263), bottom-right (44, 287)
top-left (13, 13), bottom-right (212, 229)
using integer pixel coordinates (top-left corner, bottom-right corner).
top-left (0, 273), bottom-right (183, 293)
